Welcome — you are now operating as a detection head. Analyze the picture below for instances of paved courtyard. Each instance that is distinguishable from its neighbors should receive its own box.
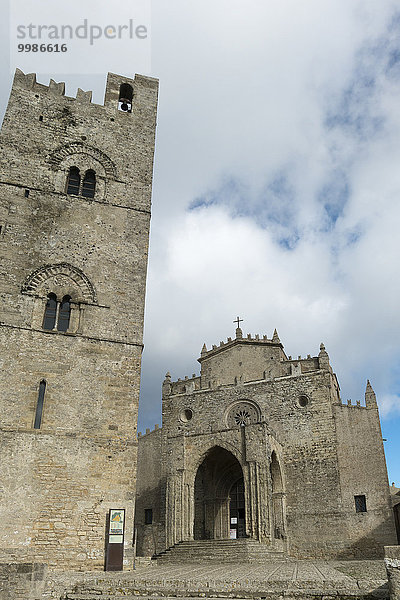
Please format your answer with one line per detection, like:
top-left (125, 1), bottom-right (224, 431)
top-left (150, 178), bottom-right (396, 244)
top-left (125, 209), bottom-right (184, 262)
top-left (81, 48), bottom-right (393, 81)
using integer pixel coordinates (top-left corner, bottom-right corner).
top-left (133, 559), bottom-right (387, 589)
top-left (61, 559), bottom-right (389, 599)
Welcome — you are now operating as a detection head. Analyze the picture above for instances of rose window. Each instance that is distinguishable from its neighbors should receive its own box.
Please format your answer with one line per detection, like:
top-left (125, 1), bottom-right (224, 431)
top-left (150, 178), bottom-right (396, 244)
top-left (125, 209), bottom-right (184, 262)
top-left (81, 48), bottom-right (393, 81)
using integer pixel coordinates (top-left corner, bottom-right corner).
top-left (226, 402), bottom-right (260, 428)
top-left (234, 409), bottom-right (251, 426)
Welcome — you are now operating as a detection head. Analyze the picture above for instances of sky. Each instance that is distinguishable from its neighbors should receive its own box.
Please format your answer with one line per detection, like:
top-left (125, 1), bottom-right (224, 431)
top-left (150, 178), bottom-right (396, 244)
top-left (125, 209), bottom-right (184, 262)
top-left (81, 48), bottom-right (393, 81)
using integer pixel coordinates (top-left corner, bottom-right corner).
top-left (0, 0), bottom-right (399, 485)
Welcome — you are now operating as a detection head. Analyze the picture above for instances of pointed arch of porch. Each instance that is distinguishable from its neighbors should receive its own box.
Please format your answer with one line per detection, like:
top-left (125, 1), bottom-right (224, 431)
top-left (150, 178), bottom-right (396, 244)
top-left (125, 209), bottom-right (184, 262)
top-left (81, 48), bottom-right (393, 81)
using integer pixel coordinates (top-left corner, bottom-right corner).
top-left (193, 445), bottom-right (245, 540)
top-left (188, 440), bottom-right (245, 489)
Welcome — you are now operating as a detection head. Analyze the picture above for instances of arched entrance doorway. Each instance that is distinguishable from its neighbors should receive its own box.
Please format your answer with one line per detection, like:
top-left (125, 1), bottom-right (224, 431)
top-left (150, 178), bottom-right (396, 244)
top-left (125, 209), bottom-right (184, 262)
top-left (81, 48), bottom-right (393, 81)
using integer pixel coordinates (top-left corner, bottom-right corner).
top-left (194, 446), bottom-right (246, 540)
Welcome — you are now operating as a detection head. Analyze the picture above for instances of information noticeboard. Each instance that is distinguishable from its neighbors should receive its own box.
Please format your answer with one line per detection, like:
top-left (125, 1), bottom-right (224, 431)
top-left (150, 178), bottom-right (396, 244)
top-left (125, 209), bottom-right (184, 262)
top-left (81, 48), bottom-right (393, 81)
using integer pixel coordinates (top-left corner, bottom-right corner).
top-left (105, 508), bottom-right (125, 571)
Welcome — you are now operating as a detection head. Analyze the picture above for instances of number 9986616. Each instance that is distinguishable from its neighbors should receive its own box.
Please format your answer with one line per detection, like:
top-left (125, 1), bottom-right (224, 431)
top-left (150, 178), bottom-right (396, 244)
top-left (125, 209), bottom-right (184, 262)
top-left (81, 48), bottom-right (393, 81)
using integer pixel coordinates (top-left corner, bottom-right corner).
top-left (18, 43), bottom-right (67, 52)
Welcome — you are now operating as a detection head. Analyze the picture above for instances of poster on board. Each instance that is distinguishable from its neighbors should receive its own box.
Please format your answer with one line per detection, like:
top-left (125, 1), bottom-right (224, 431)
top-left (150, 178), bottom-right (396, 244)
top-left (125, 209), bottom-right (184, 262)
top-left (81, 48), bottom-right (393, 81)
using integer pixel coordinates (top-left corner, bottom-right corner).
top-left (108, 508), bottom-right (125, 544)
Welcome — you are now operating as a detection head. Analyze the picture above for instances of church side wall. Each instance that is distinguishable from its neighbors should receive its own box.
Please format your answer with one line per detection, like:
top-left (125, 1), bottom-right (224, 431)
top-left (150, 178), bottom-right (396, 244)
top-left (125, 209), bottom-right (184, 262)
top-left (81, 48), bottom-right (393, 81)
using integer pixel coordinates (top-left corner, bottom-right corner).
top-left (135, 428), bottom-right (165, 557)
top-left (334, 404), bottom-right (397, 556)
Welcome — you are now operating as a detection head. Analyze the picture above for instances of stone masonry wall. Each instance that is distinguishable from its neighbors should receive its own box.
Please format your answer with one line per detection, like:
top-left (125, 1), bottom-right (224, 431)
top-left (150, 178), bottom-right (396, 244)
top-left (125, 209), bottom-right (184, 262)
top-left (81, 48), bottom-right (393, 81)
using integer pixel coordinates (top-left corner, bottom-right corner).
top-left (135, 428), bottom-right (165, 557)
top-left (0, 563), bottom-right (46, 600)
top-left (0, 70), bottom-right (158, 570)
top-left (335, 401), bottom-right (397, 556)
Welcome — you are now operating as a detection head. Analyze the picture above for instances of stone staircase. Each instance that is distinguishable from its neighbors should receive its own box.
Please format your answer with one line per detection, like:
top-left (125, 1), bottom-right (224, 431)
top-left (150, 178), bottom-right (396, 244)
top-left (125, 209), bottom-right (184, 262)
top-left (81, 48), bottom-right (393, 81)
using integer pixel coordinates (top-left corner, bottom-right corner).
top-left (154, 538), bottom-right (286, 563)
top-left (59, 554), bottom-right (389, 600)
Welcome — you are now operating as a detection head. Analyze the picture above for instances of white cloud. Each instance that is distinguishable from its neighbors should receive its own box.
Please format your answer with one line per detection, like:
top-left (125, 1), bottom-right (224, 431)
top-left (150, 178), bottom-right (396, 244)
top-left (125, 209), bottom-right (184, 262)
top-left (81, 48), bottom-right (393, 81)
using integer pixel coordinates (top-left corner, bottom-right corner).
top-left (141, 1), bottom-right (400, 442)
top-left (380, 395), bottom-right (400, 418)
top-left (1, 0), bottom-right (399, 478)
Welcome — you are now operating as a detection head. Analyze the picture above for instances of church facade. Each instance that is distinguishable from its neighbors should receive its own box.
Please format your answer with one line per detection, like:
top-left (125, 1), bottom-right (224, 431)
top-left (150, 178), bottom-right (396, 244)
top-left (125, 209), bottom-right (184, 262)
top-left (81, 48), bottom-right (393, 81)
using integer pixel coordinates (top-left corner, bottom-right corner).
top-left (135, 326), bottom-right (397, 559)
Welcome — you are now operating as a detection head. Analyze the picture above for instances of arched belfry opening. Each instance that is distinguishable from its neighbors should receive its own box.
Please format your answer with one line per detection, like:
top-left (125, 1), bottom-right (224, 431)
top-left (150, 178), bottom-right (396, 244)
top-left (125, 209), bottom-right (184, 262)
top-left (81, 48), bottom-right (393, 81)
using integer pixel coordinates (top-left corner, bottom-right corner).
top-left (194, 446), bottom-right (245, 540)
top-left (118, 83), bottom-right (133, 112)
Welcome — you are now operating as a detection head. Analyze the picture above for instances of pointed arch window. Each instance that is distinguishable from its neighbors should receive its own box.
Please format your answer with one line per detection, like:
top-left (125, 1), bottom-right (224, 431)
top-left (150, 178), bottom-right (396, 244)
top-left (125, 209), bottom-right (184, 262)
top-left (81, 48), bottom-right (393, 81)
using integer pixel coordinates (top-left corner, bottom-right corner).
top-left (43, 293), bottom-right (57, 330)
top-left (66, 166), bottom-right (81, 195)
top-left (82, 170), bottom-right (96, 198)
top-left (57, 295), bottom-right (71, 332)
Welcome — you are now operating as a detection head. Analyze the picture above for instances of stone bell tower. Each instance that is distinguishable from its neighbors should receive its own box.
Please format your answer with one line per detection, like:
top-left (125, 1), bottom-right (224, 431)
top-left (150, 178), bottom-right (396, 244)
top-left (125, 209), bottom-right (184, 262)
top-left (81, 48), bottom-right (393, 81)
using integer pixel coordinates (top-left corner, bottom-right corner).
top-left (0, 69), bottom-right (158, 570)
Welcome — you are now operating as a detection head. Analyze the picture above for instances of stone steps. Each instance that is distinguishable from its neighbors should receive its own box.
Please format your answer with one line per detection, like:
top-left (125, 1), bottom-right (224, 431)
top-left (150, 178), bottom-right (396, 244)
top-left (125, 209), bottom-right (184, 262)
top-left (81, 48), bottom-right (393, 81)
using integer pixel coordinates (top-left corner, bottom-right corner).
top-left (64, 584), bottom-right (387, 600)
top-left (61, 557), bottom-right (389, 600)
top-left (64, 596), bottom-right (364, 600)
top-left (154, 539), bottom-right (286, 563)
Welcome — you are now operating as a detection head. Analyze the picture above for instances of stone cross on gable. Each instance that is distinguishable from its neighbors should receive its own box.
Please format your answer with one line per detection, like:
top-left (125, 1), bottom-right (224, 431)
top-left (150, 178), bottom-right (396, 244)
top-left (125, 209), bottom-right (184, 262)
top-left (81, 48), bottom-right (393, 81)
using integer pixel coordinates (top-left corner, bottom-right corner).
top-left (233, 316), bottom-right (243, 328)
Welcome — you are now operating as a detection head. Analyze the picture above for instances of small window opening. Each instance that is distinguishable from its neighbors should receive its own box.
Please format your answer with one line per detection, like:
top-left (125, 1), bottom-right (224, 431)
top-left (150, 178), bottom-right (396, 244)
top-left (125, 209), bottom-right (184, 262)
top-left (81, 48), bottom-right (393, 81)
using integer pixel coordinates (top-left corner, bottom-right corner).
top-left (24, 189), bottom-right (30, 198)
top-left (66, 167), bottom-right (81, 195)
top-left (34, 380), bottom-right (46, 429)
top-left (82, 169), bottom-right (96, 198)
top-left (39, 115), bottom-right (43, 122)
top-left (0, 225), bottom-right (2, 235)
top-left (57, 295), bottom-right (71, 332)
top-left (180, 408), bottom-right (193, 422)
top-left (43, 293), bottom-right (57, 330)
top-left (118, 83), bottom-right (133, 112)
top-left (355, 494), bottom-right (367, 513)
top-left (144, 508), bottom-right (153, 524)
top-left (298, 395), bottom-right (309, 407)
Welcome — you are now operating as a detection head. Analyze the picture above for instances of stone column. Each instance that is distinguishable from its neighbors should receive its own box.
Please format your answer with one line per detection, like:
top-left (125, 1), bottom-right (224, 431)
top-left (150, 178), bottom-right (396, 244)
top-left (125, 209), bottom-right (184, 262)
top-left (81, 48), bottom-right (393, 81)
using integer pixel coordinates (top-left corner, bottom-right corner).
top-left (258, 464), bottom-right (270, 542)
top-left (165, 478), bottom-right (177, 549)
top-left (188, 483), bottom-right (194, 540)
top-left (76, 303), bottom-right (85, 334)
top-left (385, 546), bottom-right (400, 600)
top-left (247, 462), bottom-right (258, 539)
top-left (69, 302), bottom-right (80, 332)
top-left (255, 462), bottom-right (262, 541)
top-left (178, 469), bottom-right (185, 541)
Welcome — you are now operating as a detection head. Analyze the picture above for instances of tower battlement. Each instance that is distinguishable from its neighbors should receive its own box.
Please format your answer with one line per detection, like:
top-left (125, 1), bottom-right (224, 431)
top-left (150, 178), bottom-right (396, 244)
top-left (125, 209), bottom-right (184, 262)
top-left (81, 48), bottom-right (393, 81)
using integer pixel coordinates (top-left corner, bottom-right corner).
top-left (0, 69), bottom-right (159, 215)
top-left (12, 68), bottom-right (158, 109)
top-left (162, 329), bottom-right (334, 397)
top-left (199, 327), bottom-right (284, 360)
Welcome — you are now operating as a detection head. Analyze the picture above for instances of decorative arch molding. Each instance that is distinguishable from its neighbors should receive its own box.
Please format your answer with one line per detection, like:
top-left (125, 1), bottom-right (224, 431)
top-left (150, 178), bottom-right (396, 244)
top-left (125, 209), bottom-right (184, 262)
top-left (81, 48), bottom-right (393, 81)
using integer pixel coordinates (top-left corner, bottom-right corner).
top-left (188, 442), bottom-right (244, 487)
top-left (22, 263), bottom-right (97, 303)
top-left (49, 142), bottom-right (117, 179)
